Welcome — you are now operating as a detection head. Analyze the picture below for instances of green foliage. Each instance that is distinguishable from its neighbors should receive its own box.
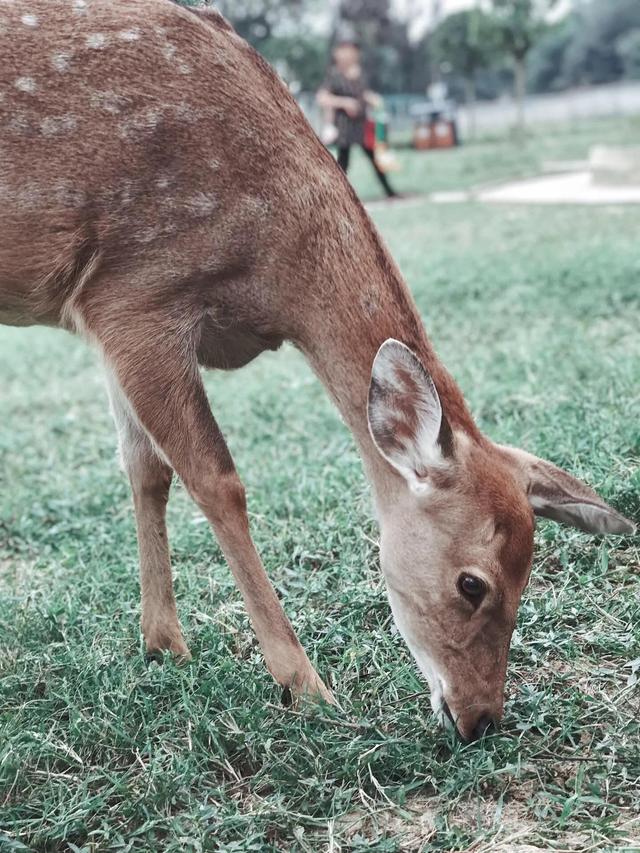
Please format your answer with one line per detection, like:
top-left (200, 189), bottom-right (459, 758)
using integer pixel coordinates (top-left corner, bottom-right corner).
top-left (527, 0), bottom-right (640, 92)
top-left (432, 10), bottom-right (500, 81)
top-left (1, 117), bottom-right (640, 850)
top-left (215, 0), bottom-right (306, 47)
top-left (485, 0), bottom-right (557, 127)
top-left (173, 0), bottom-right (640, 96)
top-left (562, 0), bottom-right (640, 86)
top-left (527, 17), bottom-right (576, 93)
top-left (618, 29), bottom-right (640, 81)
top-left (260, 33), bottom-right (328, 90)
top-left (174, 0), bottom-right (325, 89)
top-left (490, 0), bottom-right (556, 60)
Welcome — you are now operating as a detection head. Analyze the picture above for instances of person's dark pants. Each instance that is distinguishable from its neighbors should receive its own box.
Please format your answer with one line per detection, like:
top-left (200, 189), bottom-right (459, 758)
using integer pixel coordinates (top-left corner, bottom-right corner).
top-left (337, 144), bottom-right (396, 198)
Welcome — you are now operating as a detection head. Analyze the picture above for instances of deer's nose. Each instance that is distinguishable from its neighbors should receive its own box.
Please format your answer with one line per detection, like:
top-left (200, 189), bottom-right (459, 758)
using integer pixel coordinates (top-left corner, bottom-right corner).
top-left (443, 701), bottom-right (498, 742)
top-left (469, 713), bottom-right (496, 742)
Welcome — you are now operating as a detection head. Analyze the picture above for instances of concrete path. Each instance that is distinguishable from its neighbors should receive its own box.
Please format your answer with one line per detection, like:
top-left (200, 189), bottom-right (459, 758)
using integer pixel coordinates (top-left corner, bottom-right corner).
top-left (430, 172), bottom-right (640, 206)
top-left (479, 171), bottom-right (640, 205)
top-left (364, 171), bottom-right (640, 209)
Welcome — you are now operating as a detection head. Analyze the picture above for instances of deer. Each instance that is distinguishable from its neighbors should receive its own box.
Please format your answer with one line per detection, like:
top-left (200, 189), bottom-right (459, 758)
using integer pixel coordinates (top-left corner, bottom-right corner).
top-left (1, 0), bottom-right (635, 743)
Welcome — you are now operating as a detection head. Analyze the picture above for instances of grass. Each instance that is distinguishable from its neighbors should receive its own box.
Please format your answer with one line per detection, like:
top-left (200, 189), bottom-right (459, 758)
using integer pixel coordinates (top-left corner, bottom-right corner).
top-left (1, 116), bottom-right (640, 851)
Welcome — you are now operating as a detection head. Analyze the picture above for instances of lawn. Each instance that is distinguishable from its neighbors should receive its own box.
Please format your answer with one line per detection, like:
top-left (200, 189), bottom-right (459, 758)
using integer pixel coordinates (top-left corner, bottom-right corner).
top-left (1, 117), bottom-right (639, 852)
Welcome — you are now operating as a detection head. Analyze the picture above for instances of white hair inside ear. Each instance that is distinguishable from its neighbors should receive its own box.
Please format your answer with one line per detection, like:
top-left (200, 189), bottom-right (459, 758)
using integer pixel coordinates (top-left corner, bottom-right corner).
top-left (367, 339), bottom-right (449, 492)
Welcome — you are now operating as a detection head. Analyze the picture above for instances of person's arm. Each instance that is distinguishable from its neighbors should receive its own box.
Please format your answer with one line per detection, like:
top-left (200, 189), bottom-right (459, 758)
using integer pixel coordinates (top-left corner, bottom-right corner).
top-left (317, 87), bottom-right (361, 117)
top-left (363, 90), bottom-right (383, 109)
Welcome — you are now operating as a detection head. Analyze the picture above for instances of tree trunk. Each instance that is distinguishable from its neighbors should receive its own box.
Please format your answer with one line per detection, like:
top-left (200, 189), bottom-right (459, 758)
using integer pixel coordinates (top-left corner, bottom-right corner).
top-left (514, 56), bottom-right (527, 135)
top-left (464, 76), bottom-right (476, 140)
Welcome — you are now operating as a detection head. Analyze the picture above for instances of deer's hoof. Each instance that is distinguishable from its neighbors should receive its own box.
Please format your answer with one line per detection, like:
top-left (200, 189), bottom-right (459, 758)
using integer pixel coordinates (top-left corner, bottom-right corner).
top-left (289, 670), bottom-right (337, 708)
top-left (144, 623), bottom-right (191, 662)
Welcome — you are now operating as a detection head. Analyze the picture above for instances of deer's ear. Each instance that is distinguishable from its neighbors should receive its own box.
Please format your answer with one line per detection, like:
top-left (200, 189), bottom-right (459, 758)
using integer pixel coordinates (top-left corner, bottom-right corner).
top-left (497, 445), bottom-right (636, 535)
top-left (368, 339), bottom-right (451, 492)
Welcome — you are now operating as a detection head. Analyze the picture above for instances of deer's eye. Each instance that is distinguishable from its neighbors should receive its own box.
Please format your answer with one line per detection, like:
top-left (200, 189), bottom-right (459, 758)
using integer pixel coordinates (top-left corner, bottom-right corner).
top-left (457, 574), bottom-right (486, 604)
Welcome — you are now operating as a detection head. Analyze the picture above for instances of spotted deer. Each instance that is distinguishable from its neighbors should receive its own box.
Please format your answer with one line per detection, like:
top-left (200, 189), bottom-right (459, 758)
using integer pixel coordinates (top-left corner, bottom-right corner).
top-left (1, 0), bottom-right (635, 742)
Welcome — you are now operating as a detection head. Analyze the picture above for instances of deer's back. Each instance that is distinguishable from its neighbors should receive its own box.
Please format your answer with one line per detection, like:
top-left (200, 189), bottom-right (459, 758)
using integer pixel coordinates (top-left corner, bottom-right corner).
top-left (0, 0), bottom-right (340, 330)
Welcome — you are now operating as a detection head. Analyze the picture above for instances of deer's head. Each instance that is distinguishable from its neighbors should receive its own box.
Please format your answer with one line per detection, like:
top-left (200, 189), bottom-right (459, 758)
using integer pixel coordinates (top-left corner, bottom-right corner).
top-left (368, 340), bottom-right (635, 742)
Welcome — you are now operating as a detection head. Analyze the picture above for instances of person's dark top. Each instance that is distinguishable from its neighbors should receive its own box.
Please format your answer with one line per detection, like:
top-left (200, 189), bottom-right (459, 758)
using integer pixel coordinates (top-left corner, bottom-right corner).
top-left (323, 66), bottom-right (368, 147)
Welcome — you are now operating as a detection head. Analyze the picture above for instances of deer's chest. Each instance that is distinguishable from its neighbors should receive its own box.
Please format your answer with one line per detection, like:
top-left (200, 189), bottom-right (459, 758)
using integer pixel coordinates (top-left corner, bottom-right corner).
top-left (196, 309), bottom-right (284, 371)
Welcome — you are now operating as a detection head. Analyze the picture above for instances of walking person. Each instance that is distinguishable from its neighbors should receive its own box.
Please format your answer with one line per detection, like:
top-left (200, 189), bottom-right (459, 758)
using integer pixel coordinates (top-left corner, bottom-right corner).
top-left (317, 38), bottom-right (398, 199)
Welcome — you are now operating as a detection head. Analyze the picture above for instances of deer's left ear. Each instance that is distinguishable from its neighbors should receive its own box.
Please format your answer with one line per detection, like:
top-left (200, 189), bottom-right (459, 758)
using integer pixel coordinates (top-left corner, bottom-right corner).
top-left (497, 445), bottom-right (636, 535)
top-left (367, 339), bottom-right (452, 493)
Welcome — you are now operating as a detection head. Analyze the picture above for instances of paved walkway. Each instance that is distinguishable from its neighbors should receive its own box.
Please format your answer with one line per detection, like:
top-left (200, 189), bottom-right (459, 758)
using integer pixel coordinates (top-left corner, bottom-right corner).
top-left (479, 171), bottom-right (640, 205)
top-left (430, 172), bottom-right (640, 206)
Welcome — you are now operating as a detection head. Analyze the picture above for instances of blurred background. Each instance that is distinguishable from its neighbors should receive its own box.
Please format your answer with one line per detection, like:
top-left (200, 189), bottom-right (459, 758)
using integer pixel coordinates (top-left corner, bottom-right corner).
top-left (175, 0), bottom-right (640, 142)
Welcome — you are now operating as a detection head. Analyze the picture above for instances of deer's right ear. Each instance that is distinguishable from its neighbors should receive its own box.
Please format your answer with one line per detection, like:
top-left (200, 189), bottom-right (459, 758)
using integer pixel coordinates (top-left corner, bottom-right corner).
top-left (367, 339), bottom-right (451, 493)
top-left (497, 445), bottom-right (636, 535)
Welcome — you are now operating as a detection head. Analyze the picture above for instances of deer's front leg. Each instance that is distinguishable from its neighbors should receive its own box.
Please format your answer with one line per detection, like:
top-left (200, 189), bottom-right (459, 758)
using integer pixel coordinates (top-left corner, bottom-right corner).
top-left (106, 373), bottom-right (190, 659)
top-left (92, 311), bottom-right (333, 703)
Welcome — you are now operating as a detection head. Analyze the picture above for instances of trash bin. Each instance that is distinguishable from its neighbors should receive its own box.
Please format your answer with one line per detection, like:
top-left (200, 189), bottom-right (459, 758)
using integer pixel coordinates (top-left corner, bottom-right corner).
top-left (410, 100), bottom-right (459, 150)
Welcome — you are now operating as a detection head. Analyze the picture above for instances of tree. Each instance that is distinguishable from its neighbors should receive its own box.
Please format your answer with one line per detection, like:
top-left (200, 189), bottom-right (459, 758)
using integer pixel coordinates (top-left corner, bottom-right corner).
top-left (174, 0), bottom-right (325, 90)
top-left (431, 10), bottom-right (499, 136)
top-left (259, 33), bottom-right (328, 91)
top-left (172, 0), bottom-right (427, 95)
top-left (519, 0), bottom-right (640, 94)
top-left (490, 0), bottom-right (555, 131)
top-left (617, 29), bottom-right (640, 81)
top-left (561, 0), bottom-right (640, 87)
top-left (335, 0), bottom-right (423, 93)
top-left (526, 17), bottom-right (575, 93)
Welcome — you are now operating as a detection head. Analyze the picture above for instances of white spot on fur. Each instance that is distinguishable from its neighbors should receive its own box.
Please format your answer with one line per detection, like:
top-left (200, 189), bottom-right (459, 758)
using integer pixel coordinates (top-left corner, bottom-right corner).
top-left (156, 176), bottom-right (170, 190)
top-left (337, 216), bottom-right (356, 241)
top-left (184, 193), bottom-right (217, 218)
top-left (135, 226), bottom-right (161, 245)
top-left (360, 287), bottom-right (381, 320)
top-left (73, 0), bottom-right (86, 8)
top-left (54, 185), bottom-right (86, 207)
top-left (115, 181), bottom-right (135, 207)
top-left (178, 62), bottom-right (192, 75)
top-left (133, 221), bottom-right (178, 245)
top-left (174, 102), bottom-right (194, 123)
top-left (118, 108), bottom-right (163, 140)
top-left (90, 90), bottom-right (127, 114)
top-left (21, 13), bottom-right (38, 26)
top-left (6, 182), bottom-right (45, 206)
top-left (51, 53), bottom-right (71, 73)
top-left (118, 28), bottom-right (140, 42)
top-left (40, 115), bottom-right (77, 136)
top-left (7, 114), bottom-right (31, 134)
top-left (161, 43), bottom-right (177, 61)
top-left (242, 195), bottom-right (270, 217)
top-left (86, 33), bottom-right (108, 49)
top-left (15, 77), bottom-right (36, 93)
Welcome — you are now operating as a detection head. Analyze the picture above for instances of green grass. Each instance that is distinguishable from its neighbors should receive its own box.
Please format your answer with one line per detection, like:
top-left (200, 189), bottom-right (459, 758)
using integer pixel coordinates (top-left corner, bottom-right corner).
top-left (1, 118), bottom-right (640, 851)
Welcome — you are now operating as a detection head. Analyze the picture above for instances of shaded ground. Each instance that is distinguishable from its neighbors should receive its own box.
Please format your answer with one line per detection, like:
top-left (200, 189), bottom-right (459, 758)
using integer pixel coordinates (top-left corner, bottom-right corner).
top-left (1, 118), bottom-right (639, 851)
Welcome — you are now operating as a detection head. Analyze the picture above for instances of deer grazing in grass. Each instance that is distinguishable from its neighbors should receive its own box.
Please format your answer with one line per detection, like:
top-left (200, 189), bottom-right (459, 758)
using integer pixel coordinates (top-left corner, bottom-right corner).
top-left (1, 0), bottom-right (635, 742)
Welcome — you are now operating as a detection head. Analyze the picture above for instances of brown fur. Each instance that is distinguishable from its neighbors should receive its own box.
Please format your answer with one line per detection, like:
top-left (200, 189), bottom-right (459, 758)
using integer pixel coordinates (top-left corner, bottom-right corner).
top-left (1, 0), bottom-right (632, 733)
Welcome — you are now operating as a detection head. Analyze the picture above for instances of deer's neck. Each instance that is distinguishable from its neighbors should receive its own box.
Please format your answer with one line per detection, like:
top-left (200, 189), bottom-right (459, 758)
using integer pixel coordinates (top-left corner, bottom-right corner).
top-left (295, 201), bottom-right (480, 504)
